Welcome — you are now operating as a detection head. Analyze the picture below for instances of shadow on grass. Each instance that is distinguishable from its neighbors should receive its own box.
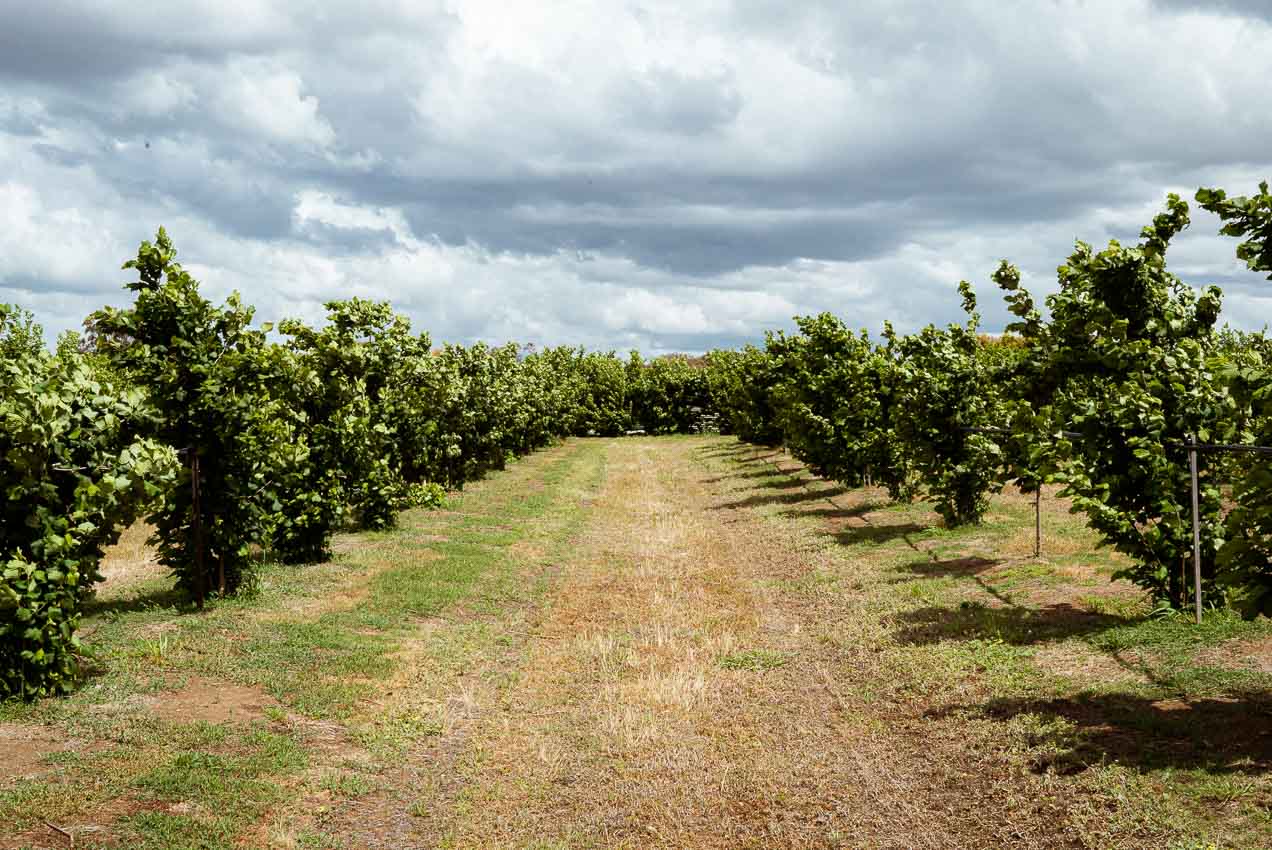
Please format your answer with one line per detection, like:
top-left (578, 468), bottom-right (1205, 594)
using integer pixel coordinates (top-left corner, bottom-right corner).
top-left (701, 468), bottom-right (788, 484)
top-left (696, 445), bottom-right (785, 468)
top-left (735, 468), bottom-right (795, 480)
top-left (899, 556), bottom-right (1002, 578)
top-left (892, 556), bottom-right (1025, 605)
top-left (830, 521), bottom-right (929, 548)
top-left (892, 600), bottom-right (1134, 647)
top-left (783, 501), bottom-right (889, 522)
top-left (714, 487), bottom-right (851, 510)
top-left (756, 477), bottom-right (807, 490)
top-left (704, 448), bottom-right (931, 549)
top-left (82, 585), bottom-right (189, 618)
top-left (694, 443), bottom-right (756, 458)
top-left (928, 689), bottom-right (1272, 774)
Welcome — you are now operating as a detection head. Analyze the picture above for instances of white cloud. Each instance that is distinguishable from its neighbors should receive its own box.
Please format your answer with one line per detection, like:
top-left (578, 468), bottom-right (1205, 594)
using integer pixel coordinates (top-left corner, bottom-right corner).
top-left (293, 191), bottom-right (411, 240)
top-left (1, 0), bottom-right (1271, 351)
top-left (210, 59), bottom-right (335, 148)
top-left (117, 70), bottom-right (198, 117)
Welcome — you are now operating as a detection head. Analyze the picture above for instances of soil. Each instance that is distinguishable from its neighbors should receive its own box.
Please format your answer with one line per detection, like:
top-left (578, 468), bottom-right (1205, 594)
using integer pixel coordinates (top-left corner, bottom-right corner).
top-left (145, 676), bottom-right (281, 725)
top-left (1195, 635), bottom-right (1272, 674)
top-left (0, 723), bottom-right (90, 783)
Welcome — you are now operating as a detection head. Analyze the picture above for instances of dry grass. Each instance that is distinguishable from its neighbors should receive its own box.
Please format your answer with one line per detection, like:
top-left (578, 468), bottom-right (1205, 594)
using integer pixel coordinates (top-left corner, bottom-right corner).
top-left (14, 437), bottom-right (1269, 849)
top-left (411, 439), bottom-right (1081, 849)
top-left (0, 722), bottom-right (94, 783)
top-left (1032, 642), bottom-right (1151, 685)
top-left (1194, 635), bottom-right (1272, 674)
top-left (97, 521), bottom-right (164, 591)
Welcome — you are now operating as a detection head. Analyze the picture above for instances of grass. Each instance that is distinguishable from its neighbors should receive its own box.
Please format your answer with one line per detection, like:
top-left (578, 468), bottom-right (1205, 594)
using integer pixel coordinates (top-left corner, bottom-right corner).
top-left (699, 439), bottom-right (1272, 848)
top-left (719, 648), bottom-right (787, 671)
top-left (5, 434), bottom-right (1272, 849)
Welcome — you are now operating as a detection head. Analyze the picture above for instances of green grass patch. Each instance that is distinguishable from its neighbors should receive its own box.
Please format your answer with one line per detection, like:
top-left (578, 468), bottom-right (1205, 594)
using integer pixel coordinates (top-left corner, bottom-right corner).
top-left (720, 649), bottom-right (787, 671)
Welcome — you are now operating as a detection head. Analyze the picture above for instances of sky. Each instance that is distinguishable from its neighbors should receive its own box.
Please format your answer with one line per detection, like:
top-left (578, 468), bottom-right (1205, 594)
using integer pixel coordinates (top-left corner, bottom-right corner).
top-left (2, 0), bottom-right (1271, 353)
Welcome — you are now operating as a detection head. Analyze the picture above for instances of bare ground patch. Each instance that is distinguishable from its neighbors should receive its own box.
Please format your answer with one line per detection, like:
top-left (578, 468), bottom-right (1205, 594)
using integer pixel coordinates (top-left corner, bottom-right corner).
top-left (0, 723), bottom-right (95, 783)
top-left (0, 797), bottom-right (162, 850)
top-left (149, 675), bottom-right (282, 725)
top-left (1033, 642), bottom-right (1152, 685)
top-left (1195, 635), bottom-right (1272, 674)
top-left (86, 675), bottom-right (284, 726)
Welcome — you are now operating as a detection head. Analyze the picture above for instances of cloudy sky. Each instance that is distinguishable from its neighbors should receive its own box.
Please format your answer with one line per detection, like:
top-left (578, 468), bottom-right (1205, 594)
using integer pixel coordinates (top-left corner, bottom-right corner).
top-left (2, 0), bottom-right (1271, 352)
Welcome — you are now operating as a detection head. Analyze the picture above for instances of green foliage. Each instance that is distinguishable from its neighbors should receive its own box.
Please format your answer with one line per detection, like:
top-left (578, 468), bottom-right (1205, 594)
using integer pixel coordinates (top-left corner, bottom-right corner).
top-left (260, 344), bottom-right (352, 564)
top-left (991, 264), bottom-right (1061, 497)
top-left (0, 304), bottom-right (43, 361)
top-left (88, 228), bottom-right (296, 599)
top-left (889, 285), bottom-right (1003, 526)
top-left (274, 299), bottom-right (420, 559)
top-left (1217, 359), bottom-right (1272, 615)
top-left (404, 481), bottom-right (446, 510)
top-left (704, 345), bottom-right (783, 445)
top-left (519, 345), bottom-right (592, 441)
top-left (569, 351), bottom-right (629, 436)
top-left (428, 342), bottom-right (522, 485)
top-left (1, 308), bottom-right (177, 697)
top-left (1201, 183), bottom-right (1272, 615)
top-left (627, 354), bottom-right (711, 435)
top-left (765, 314), bottom-right (910, 496)
top-left (996, 196), bottom-right (1234, 608)
top-left (710, 292), bottom-right (1001, 525)
top-left (1197, 181), bottom-right (1272, 279)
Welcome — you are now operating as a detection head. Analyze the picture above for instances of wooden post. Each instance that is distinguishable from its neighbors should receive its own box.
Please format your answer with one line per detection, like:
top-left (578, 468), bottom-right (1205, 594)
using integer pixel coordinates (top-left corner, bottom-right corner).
top-left (1188, 433), bottom-right (1203, 625)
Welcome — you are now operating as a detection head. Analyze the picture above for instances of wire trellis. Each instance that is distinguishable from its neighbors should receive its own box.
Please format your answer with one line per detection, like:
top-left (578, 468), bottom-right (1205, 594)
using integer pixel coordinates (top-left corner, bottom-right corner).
top-left (959, 425), bottom-right (1272, 623)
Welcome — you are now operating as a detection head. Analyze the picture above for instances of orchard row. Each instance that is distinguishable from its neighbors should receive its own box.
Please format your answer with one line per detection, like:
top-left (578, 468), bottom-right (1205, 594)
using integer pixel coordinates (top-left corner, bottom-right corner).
top-left (5, 180), bottom-right (1271, 700)
top-left (706, 183), bottom-right (1272, 621)
top-left (1, 229), bottom-right (712, 699)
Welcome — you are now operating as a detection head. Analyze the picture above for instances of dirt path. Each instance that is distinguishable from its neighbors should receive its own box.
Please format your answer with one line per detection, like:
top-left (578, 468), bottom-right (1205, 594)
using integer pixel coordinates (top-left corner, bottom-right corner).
top-left (353, 437), bottom-right (1077, 849)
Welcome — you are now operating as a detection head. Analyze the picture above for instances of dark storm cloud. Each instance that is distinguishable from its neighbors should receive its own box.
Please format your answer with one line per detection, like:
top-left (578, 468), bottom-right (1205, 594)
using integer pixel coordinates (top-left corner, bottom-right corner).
top-left (0, 6), bottom-right (159, 82)
top-left (387, 192), bottom-right (907, 276)
top-left (335, 155), bottom-right (1135, 279)
top-left (0, 3), bottom-right (281, 84)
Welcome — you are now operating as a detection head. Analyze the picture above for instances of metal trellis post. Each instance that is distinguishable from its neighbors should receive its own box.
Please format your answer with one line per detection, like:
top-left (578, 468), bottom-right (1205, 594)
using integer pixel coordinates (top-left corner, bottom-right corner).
top-left (1187, 433), bottom-right (1202, 625)
top-left (1034, 487), bottom-right (1041, 559)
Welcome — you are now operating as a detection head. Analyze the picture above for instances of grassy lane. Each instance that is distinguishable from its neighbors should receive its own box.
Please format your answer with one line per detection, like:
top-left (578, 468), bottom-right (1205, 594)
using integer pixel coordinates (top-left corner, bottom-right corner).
top-left (6, 435), bottom-right (1272, 849)
top-left (413, 434), bottom-right (1058, 848)
top-left (0, 438), bottom-right (606, 850)
top-left (403, 436), bottom-right (1272, 849)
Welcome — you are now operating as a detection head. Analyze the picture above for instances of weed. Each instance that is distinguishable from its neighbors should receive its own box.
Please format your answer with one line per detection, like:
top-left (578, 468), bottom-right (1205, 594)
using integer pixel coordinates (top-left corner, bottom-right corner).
top-left (720, 648), bottom-right (787, 671)
top-left (319, 770), bottom-right (378, 797)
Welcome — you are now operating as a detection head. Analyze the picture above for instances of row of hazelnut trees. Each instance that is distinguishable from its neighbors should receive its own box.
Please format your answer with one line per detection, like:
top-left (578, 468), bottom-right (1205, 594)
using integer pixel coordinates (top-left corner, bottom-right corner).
top-left (706, 183), bottom-right (1272, 618)
top-left (1, 229), bottom-right (712, 700)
